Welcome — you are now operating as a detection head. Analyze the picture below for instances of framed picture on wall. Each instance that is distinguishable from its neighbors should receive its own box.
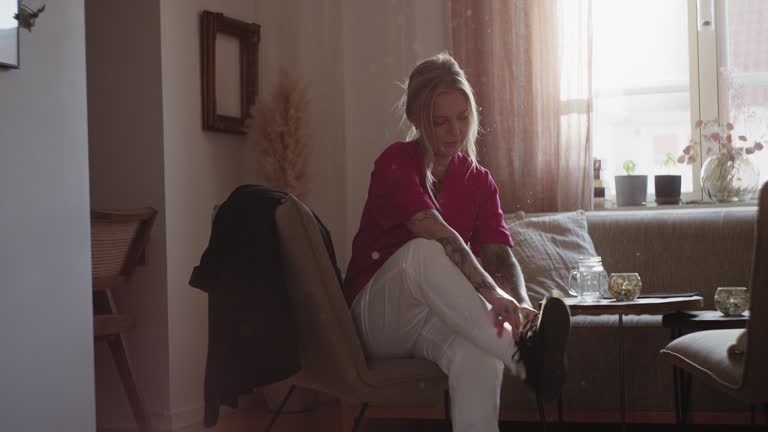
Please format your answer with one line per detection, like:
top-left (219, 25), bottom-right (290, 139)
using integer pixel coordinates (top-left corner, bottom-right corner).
top-left (200, 10), bottom-right (260, 134)
top-left (0, 0), bottom-right (19, 69)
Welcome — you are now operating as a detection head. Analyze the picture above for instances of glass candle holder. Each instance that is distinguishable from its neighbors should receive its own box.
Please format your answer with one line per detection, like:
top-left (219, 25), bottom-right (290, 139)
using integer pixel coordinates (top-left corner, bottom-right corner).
top-left (714, 287), bottom-right (750, 316)
top-left (608, 273), bottom-right (642, 301)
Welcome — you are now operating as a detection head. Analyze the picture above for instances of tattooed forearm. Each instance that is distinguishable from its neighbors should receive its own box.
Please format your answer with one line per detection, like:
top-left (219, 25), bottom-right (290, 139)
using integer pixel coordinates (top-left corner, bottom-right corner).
top-left (480, 244), bottom-right (532, 308)
top-left (437, 236), bottom-right (497, 297)
top-left (406, 209), bottom-right (504, 301)
top-left (435, 237), bottom-right (467, 268)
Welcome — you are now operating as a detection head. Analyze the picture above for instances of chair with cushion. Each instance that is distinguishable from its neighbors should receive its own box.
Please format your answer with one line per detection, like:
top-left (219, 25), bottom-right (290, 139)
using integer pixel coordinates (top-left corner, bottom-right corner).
top-left (91, 207), bottom-right (157, 432)
top-left (659, 182), bottom-right (768, 425)
top-left (268, 195), bottom-right (450, 432)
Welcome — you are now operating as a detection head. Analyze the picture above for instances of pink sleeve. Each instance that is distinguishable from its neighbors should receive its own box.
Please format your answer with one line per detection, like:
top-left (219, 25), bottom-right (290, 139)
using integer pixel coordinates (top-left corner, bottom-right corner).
top-left (471, 172), bottom-right (513, 248)
top-left (368, 150), bottom-right (435, 228)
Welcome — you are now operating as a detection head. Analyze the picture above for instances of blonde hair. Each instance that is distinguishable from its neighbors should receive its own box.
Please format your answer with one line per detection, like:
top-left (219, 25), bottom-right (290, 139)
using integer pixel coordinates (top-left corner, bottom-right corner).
top-left (400, 52), bottom-right (480, 194)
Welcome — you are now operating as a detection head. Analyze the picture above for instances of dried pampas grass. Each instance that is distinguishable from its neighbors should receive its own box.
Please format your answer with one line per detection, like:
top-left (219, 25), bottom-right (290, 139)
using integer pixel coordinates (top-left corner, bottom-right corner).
top-left (248, 68), bottom-right (310, 198)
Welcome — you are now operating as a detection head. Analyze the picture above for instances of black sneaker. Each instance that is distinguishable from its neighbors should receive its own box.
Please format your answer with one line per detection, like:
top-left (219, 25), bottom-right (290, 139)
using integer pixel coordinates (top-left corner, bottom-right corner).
top-left (516, 296), bottom-right (571, 401)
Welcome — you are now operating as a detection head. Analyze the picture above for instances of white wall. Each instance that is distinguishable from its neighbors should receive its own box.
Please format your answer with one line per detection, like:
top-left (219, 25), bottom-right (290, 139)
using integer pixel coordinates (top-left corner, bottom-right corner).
top-left (253, 0), bottom-right (449, 267)
top-left (85, 0), bottom-right (171, 429)
top-left (252, 0), bottom-right (348, 263)
top-left (339, 0), bottom-right (450, 265)
top-left (158, 0), bottom-right (258, 429)
top-left (0, 1), bottom-right (96, 431)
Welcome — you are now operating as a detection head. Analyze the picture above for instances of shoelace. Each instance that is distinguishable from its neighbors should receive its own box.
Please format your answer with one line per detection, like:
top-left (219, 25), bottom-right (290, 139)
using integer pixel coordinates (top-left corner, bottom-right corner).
top-left (511, 316), bottom-right (539, 362)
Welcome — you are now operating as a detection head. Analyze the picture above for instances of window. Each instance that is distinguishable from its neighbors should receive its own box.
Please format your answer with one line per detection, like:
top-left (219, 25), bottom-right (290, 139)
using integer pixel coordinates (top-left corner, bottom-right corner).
top-left (720, 0), bottom-right (768, 186)
top-left (590, 0), bottom-right (768, 205)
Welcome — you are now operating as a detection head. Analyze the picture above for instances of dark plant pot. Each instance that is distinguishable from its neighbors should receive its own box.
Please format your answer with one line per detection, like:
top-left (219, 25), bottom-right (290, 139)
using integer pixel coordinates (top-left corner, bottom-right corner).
top-left (654, 175), bottom-right (682, 205)
top-left (615, 175), bottom-right (648, 206)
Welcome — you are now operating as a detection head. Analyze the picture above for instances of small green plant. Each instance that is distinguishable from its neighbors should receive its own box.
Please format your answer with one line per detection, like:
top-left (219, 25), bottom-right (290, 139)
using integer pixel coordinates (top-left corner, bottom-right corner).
top-left (662, 153), bottom-right (677, 175)
top-left (622, 160), bottom-right (637, 176)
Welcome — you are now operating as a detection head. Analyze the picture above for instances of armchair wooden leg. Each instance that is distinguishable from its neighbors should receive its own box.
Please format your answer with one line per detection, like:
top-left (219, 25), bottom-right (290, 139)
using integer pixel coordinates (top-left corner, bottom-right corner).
top-left (680, 369), bottom-right (692, 427)
top-left (264, 384), bottom-right (296, 432)
top-left (352, 403), bottom-right (369, 432)
top-left (106, 334), bottom-right (151, 432)
top-left (443, 389), bottom-right (451, 423)
top-left (536, 393), bottom-right (547, 432)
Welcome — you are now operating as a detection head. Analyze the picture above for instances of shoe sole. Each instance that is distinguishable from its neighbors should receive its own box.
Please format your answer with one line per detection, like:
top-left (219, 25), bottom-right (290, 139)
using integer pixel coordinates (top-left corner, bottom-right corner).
top-left (535, 297), bottom-right (571, 400)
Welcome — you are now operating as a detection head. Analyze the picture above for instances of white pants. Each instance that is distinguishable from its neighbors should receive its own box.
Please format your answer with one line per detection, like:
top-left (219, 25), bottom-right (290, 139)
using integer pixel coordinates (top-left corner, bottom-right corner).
top-left (352, 238), bottom-right (525, 432)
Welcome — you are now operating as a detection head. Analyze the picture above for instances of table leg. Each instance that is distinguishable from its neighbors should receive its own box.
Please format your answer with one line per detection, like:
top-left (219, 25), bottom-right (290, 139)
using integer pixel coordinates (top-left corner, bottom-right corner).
top-left (619, 313), bottom-right (627, 432)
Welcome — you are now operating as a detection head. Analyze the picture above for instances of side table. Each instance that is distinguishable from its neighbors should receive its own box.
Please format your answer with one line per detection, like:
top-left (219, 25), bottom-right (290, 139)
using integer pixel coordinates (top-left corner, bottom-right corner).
top-left (662, 310), bottom-right (750, 425)
top-left (563, 296), bottom-right (704, 431)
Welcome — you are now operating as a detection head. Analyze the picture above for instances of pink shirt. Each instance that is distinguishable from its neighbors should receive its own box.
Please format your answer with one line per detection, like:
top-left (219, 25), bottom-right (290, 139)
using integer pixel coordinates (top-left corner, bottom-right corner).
top-left (343, 140), bottom-right (513, 306)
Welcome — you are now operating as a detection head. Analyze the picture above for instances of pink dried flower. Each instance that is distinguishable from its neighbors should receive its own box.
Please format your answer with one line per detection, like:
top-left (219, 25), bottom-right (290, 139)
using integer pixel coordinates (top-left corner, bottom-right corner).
top-left (680, 117), bottom-right (764, 166)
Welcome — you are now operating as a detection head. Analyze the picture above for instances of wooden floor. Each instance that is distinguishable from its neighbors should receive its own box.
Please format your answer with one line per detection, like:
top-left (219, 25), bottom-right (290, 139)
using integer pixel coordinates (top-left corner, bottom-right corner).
top-left (185, 401), bottom-right (760, 432)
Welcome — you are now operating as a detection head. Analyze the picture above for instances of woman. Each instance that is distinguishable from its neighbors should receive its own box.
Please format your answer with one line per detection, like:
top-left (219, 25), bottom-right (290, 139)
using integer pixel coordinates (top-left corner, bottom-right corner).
top-left (343, 52), bottom-right (570, 432)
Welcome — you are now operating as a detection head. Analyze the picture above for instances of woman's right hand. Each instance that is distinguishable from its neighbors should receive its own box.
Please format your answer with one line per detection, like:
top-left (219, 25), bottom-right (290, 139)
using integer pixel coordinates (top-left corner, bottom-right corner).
top-left (488, 295), bottom-right (538, 340)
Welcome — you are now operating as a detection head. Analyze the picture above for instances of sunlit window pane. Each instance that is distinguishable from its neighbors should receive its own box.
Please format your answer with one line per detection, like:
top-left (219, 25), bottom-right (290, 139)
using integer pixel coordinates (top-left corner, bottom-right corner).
top-left (591, 0), bottom-right (692, 201)
top-left (724, 0), bottom-right (768, 188)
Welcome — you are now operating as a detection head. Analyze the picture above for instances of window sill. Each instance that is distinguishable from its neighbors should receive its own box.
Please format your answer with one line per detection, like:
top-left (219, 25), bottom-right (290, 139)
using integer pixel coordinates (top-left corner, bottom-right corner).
top-left (593, 199), bottom-right (758, 212)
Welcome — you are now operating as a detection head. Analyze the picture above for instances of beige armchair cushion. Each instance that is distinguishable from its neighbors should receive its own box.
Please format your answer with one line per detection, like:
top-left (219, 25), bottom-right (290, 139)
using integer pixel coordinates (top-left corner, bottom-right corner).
top-left (275, 195), bottom-right (447, 406)
top-left (660, 329), bottom-right (744, 388)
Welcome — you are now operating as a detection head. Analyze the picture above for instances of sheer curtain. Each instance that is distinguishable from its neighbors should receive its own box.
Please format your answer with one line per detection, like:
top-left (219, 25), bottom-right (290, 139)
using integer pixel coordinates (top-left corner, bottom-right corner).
top-left (451, 0), bottom-right (593, 212)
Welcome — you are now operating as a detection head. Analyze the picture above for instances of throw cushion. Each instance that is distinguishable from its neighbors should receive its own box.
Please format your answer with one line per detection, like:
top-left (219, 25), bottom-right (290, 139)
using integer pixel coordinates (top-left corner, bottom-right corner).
top-left (507, 210), bottom-right (598, 303)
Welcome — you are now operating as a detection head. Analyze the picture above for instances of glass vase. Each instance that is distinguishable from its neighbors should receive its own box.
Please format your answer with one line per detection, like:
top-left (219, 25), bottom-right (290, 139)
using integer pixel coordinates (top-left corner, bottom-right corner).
top-left (700, 152), bottom-right (760, 202)
top-left (714, 287), bottom-right (750, 316)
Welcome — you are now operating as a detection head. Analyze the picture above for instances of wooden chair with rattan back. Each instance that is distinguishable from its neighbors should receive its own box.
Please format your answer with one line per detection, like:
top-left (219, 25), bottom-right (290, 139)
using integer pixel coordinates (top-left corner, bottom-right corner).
top-left (91, 207), bottom-right (157, 432)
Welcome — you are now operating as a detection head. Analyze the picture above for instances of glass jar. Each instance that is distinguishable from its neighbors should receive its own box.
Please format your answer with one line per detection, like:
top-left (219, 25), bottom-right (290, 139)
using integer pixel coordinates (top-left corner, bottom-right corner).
top-left (700, 152), bottom-right (760, 202)
top-left (568, 256), bottom-right (608, 302)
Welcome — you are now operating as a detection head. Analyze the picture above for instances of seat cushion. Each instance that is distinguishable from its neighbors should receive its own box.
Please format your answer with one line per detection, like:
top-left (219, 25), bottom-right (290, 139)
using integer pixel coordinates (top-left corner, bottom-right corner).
top-left (660, 329), bottom-right (744, 389)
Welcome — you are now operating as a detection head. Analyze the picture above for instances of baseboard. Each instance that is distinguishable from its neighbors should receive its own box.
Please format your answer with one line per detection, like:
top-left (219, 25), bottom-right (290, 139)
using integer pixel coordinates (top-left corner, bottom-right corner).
top-left (97, 404), bottom-right (201, 432)
top-left (359, 405), bottom-right (761, 425)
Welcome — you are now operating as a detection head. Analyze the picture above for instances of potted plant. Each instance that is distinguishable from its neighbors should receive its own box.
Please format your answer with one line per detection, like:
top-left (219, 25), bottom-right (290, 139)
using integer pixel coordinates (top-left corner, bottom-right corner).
top-left (615, 160), bottom-right (648, 206)
top-left (655, 153), bottom-right (682, 205)
top-left (679, 119), bottom-right (764, 202)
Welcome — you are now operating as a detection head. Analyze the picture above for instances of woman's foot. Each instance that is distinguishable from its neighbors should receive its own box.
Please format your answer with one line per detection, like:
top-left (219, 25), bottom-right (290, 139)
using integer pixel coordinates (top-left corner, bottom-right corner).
top-left (516, 296), bottom-right (571, 401)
